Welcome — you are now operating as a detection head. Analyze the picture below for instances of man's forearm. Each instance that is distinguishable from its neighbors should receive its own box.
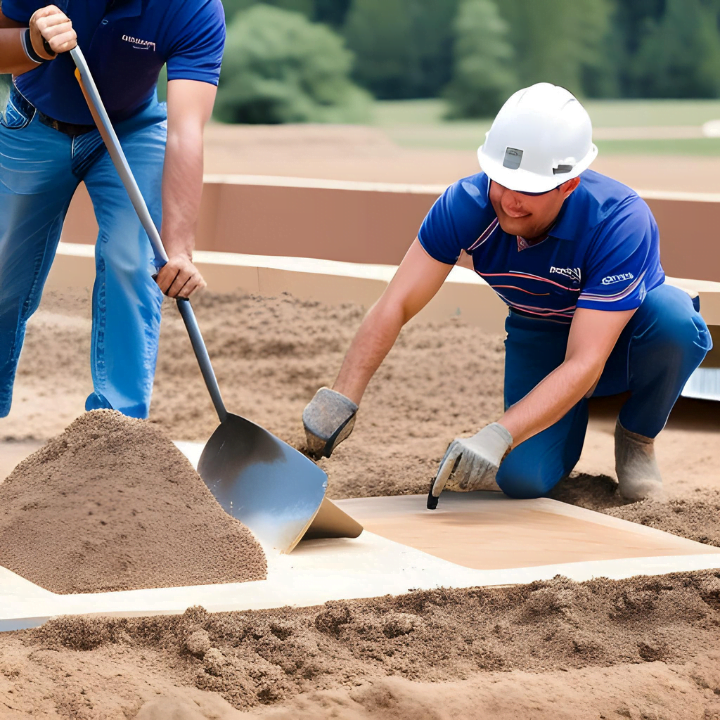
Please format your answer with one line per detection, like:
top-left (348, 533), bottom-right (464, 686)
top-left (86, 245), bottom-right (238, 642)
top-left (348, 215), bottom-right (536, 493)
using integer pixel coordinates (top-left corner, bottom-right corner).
top-left (333, 300), bottom-right (406, 404)
top-left (0, 28), bottom-right (40, 75)
top-left (500, 358), bottom-right (601, 446)
top-left (160, 126), bottom-right (204, 259)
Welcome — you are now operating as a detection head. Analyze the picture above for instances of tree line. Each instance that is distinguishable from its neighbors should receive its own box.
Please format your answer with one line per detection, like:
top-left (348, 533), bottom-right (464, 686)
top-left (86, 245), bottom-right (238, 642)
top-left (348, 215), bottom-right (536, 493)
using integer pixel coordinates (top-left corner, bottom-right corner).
top-left (3, 0), bottom-right (720, 122)
top-left (216, 0), bottom-right (720, 122)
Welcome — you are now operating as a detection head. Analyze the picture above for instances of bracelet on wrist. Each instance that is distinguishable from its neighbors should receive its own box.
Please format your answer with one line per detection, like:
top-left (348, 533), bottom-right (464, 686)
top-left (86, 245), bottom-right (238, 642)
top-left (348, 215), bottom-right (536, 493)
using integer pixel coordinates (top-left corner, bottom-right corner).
top-left (22, 28), bottom-right (52, 64)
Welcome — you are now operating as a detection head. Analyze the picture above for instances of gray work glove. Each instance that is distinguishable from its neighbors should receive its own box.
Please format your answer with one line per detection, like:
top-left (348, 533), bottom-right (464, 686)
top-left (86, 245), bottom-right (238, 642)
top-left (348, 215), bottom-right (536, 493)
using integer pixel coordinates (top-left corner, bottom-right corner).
top-left (428, 422), bottom-right (513, 509)
top-left (303, 387), bottom-right (358, 459)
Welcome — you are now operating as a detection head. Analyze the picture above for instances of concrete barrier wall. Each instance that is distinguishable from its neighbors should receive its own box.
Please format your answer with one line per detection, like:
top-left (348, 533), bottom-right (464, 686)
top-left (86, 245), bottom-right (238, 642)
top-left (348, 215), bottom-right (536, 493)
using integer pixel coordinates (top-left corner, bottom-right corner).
top-left (61, 175), bottom-right (720, 282)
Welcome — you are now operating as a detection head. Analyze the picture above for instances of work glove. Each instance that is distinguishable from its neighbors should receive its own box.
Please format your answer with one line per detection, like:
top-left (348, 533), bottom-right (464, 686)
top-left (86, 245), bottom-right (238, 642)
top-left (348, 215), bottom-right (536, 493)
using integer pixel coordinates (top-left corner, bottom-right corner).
top-left (427, 422), bottom-right (513, 509)
top-left (303, 387), bottom-right (358, 459)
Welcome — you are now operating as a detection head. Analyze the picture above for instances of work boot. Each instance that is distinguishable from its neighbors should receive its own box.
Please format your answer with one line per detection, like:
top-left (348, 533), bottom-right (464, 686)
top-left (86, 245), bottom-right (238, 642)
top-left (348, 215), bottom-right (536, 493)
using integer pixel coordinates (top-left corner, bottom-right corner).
top-left (614, 420), bottom-right (664, 501)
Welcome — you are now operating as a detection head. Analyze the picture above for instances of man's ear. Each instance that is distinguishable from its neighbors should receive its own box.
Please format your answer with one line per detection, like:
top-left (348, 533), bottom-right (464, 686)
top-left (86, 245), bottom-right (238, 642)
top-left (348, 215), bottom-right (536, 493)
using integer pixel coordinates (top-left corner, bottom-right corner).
top-left (559, 177), bottom-right (581, 199)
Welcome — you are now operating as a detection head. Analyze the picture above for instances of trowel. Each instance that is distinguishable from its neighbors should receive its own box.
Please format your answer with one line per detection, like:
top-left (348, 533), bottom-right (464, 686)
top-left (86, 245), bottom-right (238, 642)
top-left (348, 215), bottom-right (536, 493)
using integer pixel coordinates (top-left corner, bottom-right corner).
top-left (70, 46), bottom-right (362, 552)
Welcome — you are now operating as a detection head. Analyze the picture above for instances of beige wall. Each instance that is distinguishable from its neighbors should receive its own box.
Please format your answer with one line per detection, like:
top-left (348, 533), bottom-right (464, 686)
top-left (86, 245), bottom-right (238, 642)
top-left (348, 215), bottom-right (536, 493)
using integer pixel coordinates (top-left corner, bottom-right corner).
top-left (61, 177), bottom-right (720, 282)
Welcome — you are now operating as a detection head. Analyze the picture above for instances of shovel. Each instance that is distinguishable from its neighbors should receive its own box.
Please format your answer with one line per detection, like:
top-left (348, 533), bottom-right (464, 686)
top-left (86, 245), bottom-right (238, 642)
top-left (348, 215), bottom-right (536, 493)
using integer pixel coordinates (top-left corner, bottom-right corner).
top-left (70, 47), bottom-right (362, 552)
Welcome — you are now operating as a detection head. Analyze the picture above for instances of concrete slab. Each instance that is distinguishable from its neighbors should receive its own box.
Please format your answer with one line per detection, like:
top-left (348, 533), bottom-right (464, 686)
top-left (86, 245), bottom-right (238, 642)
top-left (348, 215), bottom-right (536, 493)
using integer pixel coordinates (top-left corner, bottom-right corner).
top-left (2, 489), bottom-right (719, 633)
top-left (335, 493), bottom-right (720, 570)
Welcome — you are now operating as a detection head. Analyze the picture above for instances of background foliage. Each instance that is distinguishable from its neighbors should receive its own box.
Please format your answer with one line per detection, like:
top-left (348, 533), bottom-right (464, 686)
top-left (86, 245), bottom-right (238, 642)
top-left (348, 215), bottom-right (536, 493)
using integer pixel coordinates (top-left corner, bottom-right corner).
top-left (4, 0), bottom-right (720, 123)
top-left (217, 0), bottom-right (720, 120)
top-left (214, 4), bottom-right (370, 123)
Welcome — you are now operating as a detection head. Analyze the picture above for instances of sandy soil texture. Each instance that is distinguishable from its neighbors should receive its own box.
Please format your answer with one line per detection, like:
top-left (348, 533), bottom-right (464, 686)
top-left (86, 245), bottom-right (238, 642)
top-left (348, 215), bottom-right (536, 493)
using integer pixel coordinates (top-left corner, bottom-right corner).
top-left (1, 289), bottom-right (719, 718)
top-left (1, 572), bottom-right (720, 718)
top-left (0, 410), bottom-right (266, 593)
top-left (4, 289), bottom-right (718, 507)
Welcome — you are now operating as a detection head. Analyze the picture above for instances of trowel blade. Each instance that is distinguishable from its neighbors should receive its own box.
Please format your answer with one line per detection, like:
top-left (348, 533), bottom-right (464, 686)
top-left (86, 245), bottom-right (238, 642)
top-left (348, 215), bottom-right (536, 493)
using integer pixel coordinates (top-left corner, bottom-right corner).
top-left (197, 413), bottom-right (328, 553)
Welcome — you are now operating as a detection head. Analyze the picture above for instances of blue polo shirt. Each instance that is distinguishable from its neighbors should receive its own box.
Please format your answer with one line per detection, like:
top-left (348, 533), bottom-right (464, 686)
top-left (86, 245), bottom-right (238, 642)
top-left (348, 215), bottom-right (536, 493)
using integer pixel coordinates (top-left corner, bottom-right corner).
top-left (4, 0), bottom-right (225, 125)
top-left (418, 170), bottom-right (665, 324)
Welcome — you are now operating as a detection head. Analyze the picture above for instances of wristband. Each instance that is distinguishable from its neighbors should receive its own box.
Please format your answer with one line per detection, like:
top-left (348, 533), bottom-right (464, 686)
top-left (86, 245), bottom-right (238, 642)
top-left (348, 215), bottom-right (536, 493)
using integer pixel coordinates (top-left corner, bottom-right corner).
top-left (42, 36), bottom-right (57, 58)
top-left (22, 28), bottom-right (50, 64)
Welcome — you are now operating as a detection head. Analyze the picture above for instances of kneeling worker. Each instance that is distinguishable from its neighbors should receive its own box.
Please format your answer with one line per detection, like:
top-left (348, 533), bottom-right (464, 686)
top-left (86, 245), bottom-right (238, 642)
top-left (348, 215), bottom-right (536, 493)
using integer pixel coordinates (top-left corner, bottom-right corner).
top-left (302, 83), bottom-right (712, 505)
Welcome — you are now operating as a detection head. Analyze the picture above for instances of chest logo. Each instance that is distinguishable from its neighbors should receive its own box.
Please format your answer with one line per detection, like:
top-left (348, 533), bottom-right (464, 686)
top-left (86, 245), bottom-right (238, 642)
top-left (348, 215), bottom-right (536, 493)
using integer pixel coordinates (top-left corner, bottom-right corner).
top-left (602, 272), bottom-right (634, 285)
top-left (122, 35), bottom-right (156, 51)
top-left (550, 266), bottom-right (581, 283)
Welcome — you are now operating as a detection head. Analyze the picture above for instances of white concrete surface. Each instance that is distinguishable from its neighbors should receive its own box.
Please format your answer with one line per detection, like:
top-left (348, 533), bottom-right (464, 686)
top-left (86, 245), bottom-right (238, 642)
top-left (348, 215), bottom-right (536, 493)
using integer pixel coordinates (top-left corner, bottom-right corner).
top-left (2, 482), bottom-right (720, 633)
top-left (3, 527), bottom-right (720, 633)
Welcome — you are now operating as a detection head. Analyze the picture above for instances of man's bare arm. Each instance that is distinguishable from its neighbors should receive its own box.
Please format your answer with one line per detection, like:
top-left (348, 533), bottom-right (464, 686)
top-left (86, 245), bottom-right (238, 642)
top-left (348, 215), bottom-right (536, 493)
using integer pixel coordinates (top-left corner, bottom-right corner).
top-left (500, 307), bottom-right (635, 446)
top-left (333, 238), bottom-right (453, 404)
top-left (155, 79), bottom-right (216, 298)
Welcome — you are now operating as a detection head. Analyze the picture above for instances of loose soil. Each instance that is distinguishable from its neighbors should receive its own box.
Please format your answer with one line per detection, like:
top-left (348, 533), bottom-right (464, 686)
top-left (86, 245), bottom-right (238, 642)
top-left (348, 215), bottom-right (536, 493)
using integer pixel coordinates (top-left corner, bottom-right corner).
top-left (0, 410), bottom-right (266, 594)
top-left (1, 289), bottom-right (719, 718)
top-left (2, 571), bottom-right (720, 718)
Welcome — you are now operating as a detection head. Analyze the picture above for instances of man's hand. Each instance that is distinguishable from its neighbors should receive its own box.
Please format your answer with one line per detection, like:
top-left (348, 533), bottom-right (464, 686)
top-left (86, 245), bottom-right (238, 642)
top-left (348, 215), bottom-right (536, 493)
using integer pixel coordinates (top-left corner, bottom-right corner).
top-left (30, 5), bottom-right (76, 59)
top-left (303, 387), bottom-right (358, 459)
top-left (155, 255), bottom-right (206, 298)
top-left (428, 423), bottom-right (513, 509)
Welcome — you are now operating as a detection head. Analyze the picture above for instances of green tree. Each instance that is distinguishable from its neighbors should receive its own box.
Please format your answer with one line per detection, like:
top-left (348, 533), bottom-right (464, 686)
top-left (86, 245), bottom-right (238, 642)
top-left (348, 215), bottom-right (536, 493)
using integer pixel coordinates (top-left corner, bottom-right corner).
top-left (630, 0), bottom-right (720, 98)
top-left (444, 0), bottom-right (517, 118)
top-left (342, 0), bottom-right (460, 99)
top-left (314, 0), bottom-right (353, 27)
top-left (214, 5), bottom-right (371, 124)
top-left (221, 0), bottom-right (352, 26)
top-left (221, 0), bottom-right (314, 22)
top-left (495, 0), bottom-right (613, 97)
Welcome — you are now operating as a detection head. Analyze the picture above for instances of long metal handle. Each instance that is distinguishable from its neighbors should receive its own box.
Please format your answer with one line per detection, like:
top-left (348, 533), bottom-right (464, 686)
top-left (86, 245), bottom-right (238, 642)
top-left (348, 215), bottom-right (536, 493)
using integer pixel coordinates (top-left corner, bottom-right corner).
top-left (70, 46), bottom-right (228, 423)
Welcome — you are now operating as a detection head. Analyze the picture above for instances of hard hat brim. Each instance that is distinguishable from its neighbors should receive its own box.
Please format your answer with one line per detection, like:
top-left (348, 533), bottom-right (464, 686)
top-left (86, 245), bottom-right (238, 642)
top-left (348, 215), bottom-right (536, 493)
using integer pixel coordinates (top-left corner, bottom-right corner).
top-left (477, 143), bottom-right (598, 194)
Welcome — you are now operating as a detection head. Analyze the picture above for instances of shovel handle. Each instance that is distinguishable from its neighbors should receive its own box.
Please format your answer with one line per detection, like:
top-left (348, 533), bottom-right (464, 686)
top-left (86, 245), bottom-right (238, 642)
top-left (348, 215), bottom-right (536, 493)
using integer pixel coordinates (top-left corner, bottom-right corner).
top-left (70, 46), bottom-right (229, 424)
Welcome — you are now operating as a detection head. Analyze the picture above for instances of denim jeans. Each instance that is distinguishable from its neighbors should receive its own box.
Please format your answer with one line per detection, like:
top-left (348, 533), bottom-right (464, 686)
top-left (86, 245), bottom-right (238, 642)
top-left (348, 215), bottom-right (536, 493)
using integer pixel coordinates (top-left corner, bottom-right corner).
top-left (496, 283), bottom-right (712, 498)
top-left (0, 87), bottom-right (166, 419)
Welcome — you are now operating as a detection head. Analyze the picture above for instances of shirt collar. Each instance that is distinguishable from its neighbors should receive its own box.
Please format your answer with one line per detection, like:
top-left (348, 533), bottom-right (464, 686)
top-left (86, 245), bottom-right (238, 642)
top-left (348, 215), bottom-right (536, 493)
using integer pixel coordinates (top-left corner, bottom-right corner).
top-left (546, 199), bottom-right (577, 241)
top-left (106, 0), bottom-right (143, 21)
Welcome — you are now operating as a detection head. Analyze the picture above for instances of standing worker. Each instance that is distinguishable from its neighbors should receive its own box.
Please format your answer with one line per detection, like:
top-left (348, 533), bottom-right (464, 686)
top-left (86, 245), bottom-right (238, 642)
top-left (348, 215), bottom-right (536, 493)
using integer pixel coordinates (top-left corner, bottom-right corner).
top-left (303, 84), bottom-right (712, 504)
top-left (0, 0), bottom-right (224, 419)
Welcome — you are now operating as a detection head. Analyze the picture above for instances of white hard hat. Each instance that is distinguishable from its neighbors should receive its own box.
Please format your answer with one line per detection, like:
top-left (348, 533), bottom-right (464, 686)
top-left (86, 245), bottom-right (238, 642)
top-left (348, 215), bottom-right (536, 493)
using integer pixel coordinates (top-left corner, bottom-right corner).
top-left (478, 83), bottom-right (598, 194)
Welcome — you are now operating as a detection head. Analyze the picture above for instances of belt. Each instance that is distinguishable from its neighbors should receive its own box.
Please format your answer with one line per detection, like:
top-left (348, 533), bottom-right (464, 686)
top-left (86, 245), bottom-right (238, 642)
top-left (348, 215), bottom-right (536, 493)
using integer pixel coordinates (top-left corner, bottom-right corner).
top-left (9, 85), bottom-right (95, 137)
top-left (37, 112), bottom-right (96, 136)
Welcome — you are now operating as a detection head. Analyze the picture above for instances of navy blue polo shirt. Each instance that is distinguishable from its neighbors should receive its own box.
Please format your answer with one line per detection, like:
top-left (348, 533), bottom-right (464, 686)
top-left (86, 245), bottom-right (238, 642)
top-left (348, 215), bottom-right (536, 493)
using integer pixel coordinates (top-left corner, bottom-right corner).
top-left (418, 170), bottom-right (665, 324)
top-left (4, 0), bottom-right (225, 125)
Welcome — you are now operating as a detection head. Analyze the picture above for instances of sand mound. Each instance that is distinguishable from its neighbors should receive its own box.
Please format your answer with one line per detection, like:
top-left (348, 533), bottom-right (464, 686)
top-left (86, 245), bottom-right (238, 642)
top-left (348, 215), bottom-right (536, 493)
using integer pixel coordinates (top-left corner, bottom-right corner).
top-left (0, 410), bottom-right (266, 594)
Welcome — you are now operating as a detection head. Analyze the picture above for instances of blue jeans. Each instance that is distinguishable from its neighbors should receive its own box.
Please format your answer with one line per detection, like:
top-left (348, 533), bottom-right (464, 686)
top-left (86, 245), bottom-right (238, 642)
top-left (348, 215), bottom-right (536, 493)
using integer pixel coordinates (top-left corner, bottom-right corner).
top-left (496, 284), bottom-right (712, 498)
top-left (0, 88), bottom-right (166, 419)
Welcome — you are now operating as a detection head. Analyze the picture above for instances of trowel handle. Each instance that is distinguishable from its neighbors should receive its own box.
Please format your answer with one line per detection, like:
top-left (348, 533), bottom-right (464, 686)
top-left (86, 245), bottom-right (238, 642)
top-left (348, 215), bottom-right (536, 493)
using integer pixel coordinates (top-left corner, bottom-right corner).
top-left (71, 46), bottom-right (229, 424)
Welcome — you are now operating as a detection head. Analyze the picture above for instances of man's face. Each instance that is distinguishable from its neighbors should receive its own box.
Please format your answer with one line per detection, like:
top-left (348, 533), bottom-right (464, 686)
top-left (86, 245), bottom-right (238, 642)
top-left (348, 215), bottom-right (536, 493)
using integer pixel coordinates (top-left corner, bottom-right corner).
top-left (488, 178), bottom-right (580, 239)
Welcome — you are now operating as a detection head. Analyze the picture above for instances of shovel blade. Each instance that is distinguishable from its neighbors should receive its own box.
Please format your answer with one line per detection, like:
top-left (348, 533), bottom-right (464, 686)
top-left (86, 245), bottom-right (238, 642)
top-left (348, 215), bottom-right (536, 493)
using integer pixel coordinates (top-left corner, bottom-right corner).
top-left (197, 413), bottom-right (328, 553)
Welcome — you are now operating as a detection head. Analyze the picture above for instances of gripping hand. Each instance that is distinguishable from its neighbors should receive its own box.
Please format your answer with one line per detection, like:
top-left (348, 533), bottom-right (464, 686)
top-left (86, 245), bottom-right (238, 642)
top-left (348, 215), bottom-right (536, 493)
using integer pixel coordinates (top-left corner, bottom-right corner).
top-left (302, 387), bottom-right (358, 459)
top-left (428, 422), bottom-right (512, 509)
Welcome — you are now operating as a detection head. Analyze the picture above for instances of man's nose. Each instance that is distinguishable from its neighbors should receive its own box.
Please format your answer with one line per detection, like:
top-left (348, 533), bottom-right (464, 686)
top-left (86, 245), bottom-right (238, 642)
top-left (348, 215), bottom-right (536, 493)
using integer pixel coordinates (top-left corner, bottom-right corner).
top-left (501, 189), bottom-right (524, 212)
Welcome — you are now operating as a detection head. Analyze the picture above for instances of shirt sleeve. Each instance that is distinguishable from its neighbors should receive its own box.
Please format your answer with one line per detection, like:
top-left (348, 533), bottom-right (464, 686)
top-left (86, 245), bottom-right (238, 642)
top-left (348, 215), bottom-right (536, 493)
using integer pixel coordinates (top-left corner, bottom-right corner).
top-left (418, 175), bottom-right (496, 265)
top-left (577, 198), bottom-right (665, 312)
top-left (0, 0), bottom-right (35, 23)
top-left (166, 0), bottom-right (226, 86)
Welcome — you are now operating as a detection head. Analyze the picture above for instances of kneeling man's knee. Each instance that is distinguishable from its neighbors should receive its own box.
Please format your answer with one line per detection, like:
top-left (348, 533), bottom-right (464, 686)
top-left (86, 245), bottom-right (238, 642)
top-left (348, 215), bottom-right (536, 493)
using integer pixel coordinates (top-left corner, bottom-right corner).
top-left (496, 454), bottom-right (561, 499)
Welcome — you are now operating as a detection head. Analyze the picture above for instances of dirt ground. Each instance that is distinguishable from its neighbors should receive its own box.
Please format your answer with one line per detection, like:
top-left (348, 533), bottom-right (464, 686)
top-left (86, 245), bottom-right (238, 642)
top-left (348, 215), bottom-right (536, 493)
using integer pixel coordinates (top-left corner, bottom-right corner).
top-left (202, 123), bottom-right (720, 192)
top-left (1, 288), bottom-right (719, 718)
top-left (1, 573), bottom-right (720, 719)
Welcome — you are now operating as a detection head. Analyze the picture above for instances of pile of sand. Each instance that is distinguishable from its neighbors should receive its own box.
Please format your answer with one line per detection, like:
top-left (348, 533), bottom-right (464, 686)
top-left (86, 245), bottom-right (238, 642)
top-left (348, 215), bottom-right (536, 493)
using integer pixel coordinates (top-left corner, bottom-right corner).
top-left (0, 410), bottom-right (266, 594)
